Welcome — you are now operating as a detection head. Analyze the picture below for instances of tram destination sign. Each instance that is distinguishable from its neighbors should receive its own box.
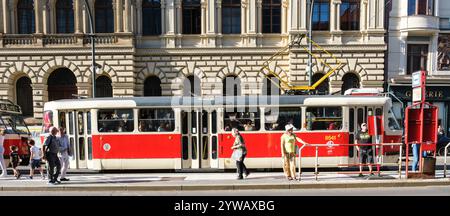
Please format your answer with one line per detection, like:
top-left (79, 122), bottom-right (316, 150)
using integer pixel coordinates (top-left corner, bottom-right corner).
top-left (0, 103), bottom-right (21, 113)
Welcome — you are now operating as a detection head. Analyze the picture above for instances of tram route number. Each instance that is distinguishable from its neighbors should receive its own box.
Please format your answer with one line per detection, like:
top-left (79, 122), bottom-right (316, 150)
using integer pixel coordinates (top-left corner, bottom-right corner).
top-left (174, 200), bottom-right (275, 213)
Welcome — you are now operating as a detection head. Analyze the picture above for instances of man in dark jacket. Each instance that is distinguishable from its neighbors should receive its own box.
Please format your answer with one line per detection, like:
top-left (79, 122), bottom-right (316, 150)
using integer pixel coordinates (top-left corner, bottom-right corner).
top-left (43, 127), bottom-right (61, 185)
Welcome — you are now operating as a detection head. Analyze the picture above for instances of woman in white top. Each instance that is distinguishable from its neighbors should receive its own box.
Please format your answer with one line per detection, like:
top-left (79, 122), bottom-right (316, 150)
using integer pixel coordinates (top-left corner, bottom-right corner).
top-left (0, 128), bottom-right (7, 177)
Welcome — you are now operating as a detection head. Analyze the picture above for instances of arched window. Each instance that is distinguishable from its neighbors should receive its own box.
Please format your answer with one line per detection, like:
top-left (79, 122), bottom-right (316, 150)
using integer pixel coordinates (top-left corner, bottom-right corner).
top-left (223, 75), bottom-right (241, 96)
top-left (17, 0), bottom-right (35, 34)
top-left (263, 75), bottom-right (280, 95)
top-left (262, 0), bottom-right (281, 33)
top-left (142, 0), bottom-right (162, 35)
top-left (95, 75), bottom-right (112, 97)
top-left (311, 73), bottom-right (329, 95)
top-left (95, 0), bottom-right (114, 33)
top-left (182, 0), bottom-right (201, 34)
top-left (16, 76), bottom-right (33, 117)
top-left (47, 68), bottom-right (77, 101)
top-left (183, 75), bottom-right (201, 96)
top-left (56, 0), bottom-right (74, 33)
top-left (341, 73), bottom-right (360, 94)
top-left (144, 76), bottom-right (162, 96)
top-left (222, 0), bottom-right (241, 34)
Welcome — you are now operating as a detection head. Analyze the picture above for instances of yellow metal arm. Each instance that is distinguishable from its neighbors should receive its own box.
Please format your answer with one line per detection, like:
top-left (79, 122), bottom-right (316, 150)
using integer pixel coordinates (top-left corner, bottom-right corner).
top-left (260, 34), bottom-right (342, 92)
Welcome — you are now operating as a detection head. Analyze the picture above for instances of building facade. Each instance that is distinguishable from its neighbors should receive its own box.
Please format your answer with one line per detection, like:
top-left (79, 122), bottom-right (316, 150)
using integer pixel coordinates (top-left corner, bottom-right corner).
top-left (388, 0), bottom-right (450, 136)
top-left (0, 0), bottom-right (386, 122)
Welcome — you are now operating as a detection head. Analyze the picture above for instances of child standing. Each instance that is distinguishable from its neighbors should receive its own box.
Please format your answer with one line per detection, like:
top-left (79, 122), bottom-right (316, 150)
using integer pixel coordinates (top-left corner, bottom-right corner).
top-left (28, 140), bottom-right (44, 179)
top-left (9, 146), bottom-right (21, 179)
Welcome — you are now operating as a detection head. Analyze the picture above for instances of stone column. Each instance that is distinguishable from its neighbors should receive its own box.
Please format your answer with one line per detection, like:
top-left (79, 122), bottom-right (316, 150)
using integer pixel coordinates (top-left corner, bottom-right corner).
top-left (136, 0), bottom-right (142, 35)
top-left (9, 0), bottom-right (16, 33)
top-left (2, 0), bottom-right (10, 33)
top-left (163, 0), bottom-right (176, 47)
top-left (241, 0), bottom-right (246, 35)
top-left (281, 0), bottom-right (288, 34)
top-left (216, 0), bottom-right (221, 34)
top-left (245, 0), bottom-right (256, 46)
top-left (361, 0), bottom-right (368, 31)
top-left (288, 0), bottom-right (301, 32)
top-left (75, 0), bottom-right (82, 33)
top-left (335, 0), bottom-right (341, 31)
top-left (430, 33), bottom-right (438, 74)
top-left (175, 0), bottom-right (182, 34)
top-left (300, 0), bottom-right (306, 30)
top-left (377, 0), bottom-right (384, 29)
top-left (116, 0), bottom-right (124, 32)
top-left (124, 0), bottom-right (131, 32)
top-left (160, 0), bottom-right (166, 34)
top-left (201, 0), bottom-right (206, 35)
top-left (175, 0), bottom-right (182, 46)
top-left (42, 0), bottom-right (48, 34)
top-left (35, 0), bottom-right (43, 34)
top-left (0, 0), bottom-right (4, 33)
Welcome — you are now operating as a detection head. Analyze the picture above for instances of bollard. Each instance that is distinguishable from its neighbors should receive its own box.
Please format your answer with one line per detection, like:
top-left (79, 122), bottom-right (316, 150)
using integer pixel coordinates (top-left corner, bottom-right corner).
top-left (398, 144), bottom-right (403, 179)
top-left (315, 146), bottom-right (319, 181)
top-left (445, 142), bottom-right (450, 178)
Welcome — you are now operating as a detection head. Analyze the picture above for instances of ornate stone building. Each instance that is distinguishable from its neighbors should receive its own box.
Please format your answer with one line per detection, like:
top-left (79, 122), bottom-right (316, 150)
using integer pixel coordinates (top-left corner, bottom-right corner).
top-left (388, 0), bottom-right (450, 137)
top-left (0, 0), bottom-right (386, 121)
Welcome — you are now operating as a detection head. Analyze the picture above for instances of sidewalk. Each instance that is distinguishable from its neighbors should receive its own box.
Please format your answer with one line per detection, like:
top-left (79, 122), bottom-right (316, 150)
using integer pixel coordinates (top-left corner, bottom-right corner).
top-left (0, 170), bottom-right (449, 191)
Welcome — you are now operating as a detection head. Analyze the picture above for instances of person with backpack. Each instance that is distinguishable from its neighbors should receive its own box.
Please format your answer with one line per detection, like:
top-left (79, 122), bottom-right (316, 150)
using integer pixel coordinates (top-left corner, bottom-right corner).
top-left (43, 127), bottom-right (61, 185)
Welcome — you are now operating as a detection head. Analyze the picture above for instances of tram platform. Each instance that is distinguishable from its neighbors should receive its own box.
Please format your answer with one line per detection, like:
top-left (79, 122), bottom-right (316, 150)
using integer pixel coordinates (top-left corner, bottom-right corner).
top-left (0, 168), bottom-right (449, 192)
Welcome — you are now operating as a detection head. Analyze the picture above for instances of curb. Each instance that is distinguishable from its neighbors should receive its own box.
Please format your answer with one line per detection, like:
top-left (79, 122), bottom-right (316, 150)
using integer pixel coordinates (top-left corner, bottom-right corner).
top-left (1, 179), bottom-right (449, 192)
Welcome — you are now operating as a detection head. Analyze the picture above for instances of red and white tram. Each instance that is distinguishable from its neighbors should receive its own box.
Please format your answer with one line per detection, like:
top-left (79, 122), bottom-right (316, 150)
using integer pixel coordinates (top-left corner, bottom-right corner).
top-left (0, 99), bottom-right (31, 165)
top-left (41, 94), bottom-right (402, 170)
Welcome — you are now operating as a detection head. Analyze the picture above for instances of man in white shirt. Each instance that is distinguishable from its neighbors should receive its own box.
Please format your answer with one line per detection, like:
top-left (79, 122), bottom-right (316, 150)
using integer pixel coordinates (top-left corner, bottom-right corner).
top-left (57, 127), bottom-right (71, 181)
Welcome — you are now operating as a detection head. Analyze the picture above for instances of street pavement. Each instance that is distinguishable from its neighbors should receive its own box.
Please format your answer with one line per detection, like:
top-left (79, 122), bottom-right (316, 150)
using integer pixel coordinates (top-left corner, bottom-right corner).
top-left (0, 168), bottom-right (449, 193)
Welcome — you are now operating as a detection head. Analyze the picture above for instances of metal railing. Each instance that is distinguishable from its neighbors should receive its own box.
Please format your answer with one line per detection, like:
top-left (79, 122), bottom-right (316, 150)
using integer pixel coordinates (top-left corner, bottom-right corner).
top-left (444, 142), bottom-right (450, 178)
top-left (297, 143), bottom-right (403, 181)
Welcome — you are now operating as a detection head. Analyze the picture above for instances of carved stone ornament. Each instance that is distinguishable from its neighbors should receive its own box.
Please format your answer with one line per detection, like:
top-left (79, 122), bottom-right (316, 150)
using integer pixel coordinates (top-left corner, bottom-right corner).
top-left (282, 0), bottom-right (288, 8)
top-left (438, 34), bottom-right (450, 70)
top-left (241, 0), bottom-right (247, 8)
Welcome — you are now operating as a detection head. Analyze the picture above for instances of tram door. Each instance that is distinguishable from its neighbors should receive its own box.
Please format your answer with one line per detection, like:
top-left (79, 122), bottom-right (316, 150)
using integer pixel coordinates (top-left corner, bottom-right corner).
top-left (181, 110), bottom-right (219, 169)
top-left (66, 110), bottom-right (93, 169)
top-left (348, 106), bottom-right (383, 163)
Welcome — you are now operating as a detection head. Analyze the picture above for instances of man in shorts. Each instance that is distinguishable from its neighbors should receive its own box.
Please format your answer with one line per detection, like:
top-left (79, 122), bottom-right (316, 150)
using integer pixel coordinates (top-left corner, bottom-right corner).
top-left (28, 139), bottom-right (45, 179)
top-left (355, 123), bottom-right (374, 177)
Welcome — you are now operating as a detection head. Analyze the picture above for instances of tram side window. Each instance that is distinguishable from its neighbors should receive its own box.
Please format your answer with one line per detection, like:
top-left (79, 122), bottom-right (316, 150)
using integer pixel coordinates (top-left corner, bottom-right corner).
top-left (138, 108), bottom-right (175, 132)
top-left (42, 111), bottom-right (53, 133)
top-left (305, 107), bottom-right (342, 131)
top-left (223, 109), bottom-right (260, 132)
top-left (97, 109), bottom-right (134, 133)
top-left (265, 107), bottom-right (302, 131)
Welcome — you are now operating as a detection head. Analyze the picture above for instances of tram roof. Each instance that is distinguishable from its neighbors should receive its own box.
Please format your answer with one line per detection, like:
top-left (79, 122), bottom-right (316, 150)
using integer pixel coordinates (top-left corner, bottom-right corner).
top-left (43, 95), bottom-right (391, 110)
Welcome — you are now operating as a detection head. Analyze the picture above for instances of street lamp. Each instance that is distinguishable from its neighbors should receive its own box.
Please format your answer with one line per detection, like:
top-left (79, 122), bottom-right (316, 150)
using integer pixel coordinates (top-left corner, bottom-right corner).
top-left (83, 0), bottom-right (96, 98)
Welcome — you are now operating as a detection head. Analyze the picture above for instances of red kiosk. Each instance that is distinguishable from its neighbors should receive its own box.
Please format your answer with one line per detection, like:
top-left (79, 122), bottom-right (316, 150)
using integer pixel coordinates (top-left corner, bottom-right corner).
top-left (404, 70), bottom-right (438, 178)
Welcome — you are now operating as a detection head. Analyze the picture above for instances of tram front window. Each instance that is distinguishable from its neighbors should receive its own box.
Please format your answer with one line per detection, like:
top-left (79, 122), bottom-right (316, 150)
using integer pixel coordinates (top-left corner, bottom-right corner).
top-left (305, 107), bottom-right (343, 131)
top-left (138, 108), bottom-right (175, 132)
top-left (97, 109), bottom-right (134, 133)
top-left (223, 109), bottom-right (260, 132)
top-left (42, 110), bottom-right (53, 133)
top-left (387, 109), bottom-right (401, 130)
top-left (0, 114), bottom-right (30, 134)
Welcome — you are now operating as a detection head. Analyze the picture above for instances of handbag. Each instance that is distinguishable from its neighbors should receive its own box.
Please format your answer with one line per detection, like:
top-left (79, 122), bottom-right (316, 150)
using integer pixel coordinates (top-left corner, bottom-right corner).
top-left (231, 148), bottom-right (243, 161)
